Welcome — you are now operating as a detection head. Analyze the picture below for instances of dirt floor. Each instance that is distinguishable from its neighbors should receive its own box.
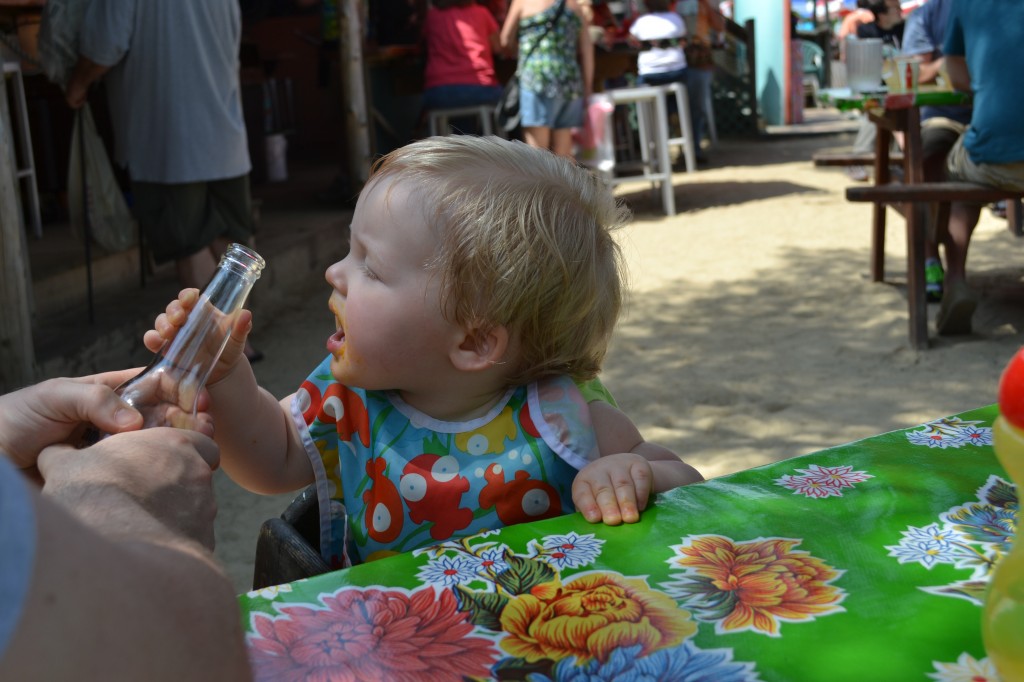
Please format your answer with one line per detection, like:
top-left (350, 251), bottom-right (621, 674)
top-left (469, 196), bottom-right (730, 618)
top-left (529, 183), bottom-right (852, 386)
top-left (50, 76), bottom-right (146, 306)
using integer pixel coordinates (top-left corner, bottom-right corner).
top-left (214, 128), bottom-right (1024, 592)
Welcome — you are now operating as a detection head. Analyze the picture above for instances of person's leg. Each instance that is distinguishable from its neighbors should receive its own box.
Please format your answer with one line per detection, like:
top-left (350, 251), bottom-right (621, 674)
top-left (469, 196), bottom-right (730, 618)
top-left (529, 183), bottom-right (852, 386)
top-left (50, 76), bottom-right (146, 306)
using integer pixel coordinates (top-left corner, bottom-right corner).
top-left (687, 67), bottom-right (712, 159)
top-left (919, 120), bottom-right (965, 302)
top-left (175, 248), bottom-right (219, 291)
top-left (943, 202), bottom-right (981, 286)
top-left (523, 126), bottom-right (551, 150)
top-left (938, 136), bottom-right (983, 334)
top-left (520, 90), bottom-right (551, 150)
top-left (550, 128), bottom-right (575, 158)
top-left (935, 201), bottom-right (981, 335)
top-left (205, 175), bottom-right (260, 360)
top-left (549, 96), bottom-right (584, 158)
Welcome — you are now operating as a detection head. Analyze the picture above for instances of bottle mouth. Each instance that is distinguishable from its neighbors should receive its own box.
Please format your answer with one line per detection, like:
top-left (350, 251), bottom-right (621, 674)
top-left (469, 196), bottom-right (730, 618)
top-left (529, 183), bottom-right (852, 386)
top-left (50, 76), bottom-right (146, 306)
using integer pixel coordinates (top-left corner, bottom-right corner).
top-left (223, 243), bottom-right (266, 275)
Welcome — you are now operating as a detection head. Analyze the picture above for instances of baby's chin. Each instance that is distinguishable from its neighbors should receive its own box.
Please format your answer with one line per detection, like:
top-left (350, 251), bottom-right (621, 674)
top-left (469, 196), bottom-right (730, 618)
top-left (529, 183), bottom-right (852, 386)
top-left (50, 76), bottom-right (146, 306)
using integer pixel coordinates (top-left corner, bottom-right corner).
top-left (327, 358), bottom-right (375, 391)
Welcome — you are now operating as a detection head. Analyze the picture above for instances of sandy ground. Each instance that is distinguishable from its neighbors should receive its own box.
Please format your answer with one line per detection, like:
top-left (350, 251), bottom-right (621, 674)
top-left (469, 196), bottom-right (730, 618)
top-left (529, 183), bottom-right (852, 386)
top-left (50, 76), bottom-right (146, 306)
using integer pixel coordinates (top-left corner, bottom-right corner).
top-left (213, 129), bottom-right (1024, 592)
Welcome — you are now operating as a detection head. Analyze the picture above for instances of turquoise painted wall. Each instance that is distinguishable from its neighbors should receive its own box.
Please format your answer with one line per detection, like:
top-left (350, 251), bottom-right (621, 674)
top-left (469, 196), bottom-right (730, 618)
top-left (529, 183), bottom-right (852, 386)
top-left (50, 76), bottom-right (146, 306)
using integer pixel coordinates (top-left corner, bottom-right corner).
top-left (733, 0), bottom-right (790, 125)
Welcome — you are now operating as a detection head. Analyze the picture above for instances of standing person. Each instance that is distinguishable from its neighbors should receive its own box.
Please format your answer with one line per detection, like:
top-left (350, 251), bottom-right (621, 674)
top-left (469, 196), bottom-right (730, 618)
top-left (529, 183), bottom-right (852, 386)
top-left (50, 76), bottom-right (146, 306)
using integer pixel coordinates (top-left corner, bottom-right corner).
top-left (898, 0), bottom-right (970, 304)
top-left (0, 373), bottom-right (250, 680)
top-left (500, 0), bottom-right (594, 158)
top-left (934, 0), bottom-right (1024, 335)
top-left (421, 0), bottom-right (504, 131)
top-left (145, 135), bottom-right (703, 569)
top-left (64, 0), bottom-right (262, 363)
top-left (678, 0), bottom-right (725, 163)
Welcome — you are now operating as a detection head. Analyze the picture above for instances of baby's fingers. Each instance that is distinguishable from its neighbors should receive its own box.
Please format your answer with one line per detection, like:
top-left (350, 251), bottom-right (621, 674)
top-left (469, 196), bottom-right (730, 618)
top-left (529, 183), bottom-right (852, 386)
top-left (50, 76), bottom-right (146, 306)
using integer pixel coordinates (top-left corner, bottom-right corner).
top-left (572, 480), bottom-right (601, 523)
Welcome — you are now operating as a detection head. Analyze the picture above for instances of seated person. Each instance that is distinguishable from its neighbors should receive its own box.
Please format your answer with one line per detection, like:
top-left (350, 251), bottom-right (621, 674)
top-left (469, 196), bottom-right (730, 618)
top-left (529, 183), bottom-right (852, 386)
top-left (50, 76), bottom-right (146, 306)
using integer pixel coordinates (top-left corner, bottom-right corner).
top-left (421, 0), bottom-right (504, 121)
top-left (898, 0), bottom-right (970, 304)
top-left (935, 5), bottom-right (1024, 336)
top-left (628, 0), bottom-right (687, 87)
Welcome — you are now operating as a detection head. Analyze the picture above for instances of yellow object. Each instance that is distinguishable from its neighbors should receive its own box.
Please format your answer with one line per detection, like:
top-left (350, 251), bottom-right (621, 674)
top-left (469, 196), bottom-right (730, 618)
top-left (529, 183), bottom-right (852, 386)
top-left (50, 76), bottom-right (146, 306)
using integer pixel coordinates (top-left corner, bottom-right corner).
top-left (983, 415), bottom-right (1024, 681)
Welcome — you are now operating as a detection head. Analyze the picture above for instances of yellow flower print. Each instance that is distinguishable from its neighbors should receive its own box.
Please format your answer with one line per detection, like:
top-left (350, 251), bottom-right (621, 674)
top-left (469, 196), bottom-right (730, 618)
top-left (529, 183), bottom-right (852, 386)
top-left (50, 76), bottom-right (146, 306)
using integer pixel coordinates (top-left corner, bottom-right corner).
top-left (455, 406), bottom-right (517, 455)
top-left (499, 571), bottom-right (696, 664)
top-left (664, 535), bottom-right (846, 637)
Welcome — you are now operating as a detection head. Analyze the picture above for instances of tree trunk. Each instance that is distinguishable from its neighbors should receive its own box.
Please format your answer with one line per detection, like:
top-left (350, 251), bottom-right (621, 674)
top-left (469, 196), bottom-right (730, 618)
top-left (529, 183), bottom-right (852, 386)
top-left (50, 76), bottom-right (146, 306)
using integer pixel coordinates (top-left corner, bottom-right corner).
top-left (339, 0), bottom-right (372, 186)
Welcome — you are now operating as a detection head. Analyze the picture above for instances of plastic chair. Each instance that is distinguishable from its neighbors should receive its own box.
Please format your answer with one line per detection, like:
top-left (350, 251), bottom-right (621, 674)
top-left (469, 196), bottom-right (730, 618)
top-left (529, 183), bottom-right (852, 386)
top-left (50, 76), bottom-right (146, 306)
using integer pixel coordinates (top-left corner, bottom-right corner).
top-left (657, 81), bottom-right (697, 174)
top-left (427, 104), bottom-right (496, 137)
top-left (799, 40), bottom-right (825, 105)
top-left (602, 85), bottom-right (676, 216)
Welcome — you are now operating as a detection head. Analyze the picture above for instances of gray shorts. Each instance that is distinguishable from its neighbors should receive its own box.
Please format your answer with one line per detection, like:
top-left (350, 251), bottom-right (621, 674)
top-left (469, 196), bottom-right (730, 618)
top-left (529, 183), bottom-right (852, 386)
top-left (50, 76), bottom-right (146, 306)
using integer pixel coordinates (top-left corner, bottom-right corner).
top-left (132, 174), bottom-right (253, 263)
top-left (946, 136), bottom-right (1024, 192)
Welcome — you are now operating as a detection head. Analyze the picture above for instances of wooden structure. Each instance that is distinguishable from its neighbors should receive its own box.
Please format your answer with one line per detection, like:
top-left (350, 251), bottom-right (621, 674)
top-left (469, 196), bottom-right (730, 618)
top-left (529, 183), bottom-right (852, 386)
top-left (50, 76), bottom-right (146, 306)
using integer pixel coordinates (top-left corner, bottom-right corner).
top-left (0, 64), bottom-right (35, 392)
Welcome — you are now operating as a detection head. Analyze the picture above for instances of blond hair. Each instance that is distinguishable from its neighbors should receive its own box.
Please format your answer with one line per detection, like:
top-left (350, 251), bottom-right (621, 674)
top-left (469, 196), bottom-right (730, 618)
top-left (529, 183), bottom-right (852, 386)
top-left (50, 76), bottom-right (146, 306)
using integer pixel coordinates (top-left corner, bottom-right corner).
top-left (367, 135), bottom-right (630, 385)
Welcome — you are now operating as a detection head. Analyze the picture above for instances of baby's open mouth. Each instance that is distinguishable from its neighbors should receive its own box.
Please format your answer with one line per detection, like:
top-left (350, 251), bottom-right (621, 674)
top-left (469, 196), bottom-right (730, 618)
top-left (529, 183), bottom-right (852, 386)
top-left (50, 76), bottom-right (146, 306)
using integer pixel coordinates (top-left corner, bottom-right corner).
top-left (327, 326), bottom-right (345, 355)
top-left (327, 302), bottom-right (346, 355)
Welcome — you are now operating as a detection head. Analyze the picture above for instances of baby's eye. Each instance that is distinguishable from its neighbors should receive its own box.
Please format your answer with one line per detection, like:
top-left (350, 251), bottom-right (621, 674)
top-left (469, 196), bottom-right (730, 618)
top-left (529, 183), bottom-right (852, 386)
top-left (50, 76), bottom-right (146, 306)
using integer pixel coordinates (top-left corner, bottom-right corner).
top-left (361, 264), bottom-right (380, 281)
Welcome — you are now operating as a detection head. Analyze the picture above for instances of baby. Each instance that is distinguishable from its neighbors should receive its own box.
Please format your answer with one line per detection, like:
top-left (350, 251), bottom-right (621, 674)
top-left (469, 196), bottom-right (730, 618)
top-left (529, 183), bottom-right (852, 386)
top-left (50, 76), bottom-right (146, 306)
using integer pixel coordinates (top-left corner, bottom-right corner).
top-left (148, 135), bottom-right (702, 566)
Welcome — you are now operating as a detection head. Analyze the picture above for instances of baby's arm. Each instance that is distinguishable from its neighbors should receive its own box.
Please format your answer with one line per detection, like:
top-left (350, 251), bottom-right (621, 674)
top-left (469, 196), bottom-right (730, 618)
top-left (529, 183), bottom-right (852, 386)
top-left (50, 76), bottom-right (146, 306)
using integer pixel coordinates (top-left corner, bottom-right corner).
top-left (145, 289), bottom-right (314, 494)
top-left (573, 400), bottom-right (703, 525)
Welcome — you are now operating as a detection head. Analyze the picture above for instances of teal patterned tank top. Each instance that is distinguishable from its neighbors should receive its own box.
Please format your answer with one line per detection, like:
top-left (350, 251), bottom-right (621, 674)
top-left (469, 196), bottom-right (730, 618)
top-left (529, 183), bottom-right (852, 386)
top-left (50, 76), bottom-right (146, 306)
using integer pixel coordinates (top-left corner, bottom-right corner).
top-left (518, 0), bottom-right (583, 100)
top-left (291, 355), bottom-right (600, 567)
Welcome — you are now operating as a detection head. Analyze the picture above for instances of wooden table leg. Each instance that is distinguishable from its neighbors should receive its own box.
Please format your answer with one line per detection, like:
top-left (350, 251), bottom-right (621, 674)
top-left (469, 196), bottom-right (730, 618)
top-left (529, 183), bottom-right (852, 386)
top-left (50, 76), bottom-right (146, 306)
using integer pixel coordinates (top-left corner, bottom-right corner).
top-left (903, 112), bottom-right (928, 349)
top-left (870, 123), bottom-right (892, 282)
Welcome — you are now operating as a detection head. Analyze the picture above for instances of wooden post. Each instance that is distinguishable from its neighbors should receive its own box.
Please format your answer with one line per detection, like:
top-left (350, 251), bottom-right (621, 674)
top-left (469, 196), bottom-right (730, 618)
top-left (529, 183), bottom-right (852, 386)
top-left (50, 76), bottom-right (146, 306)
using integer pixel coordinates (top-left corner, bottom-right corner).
top-left (0, 73), bottom-right (36, 392)
top-left (338, 0), bottom-right (372, 186)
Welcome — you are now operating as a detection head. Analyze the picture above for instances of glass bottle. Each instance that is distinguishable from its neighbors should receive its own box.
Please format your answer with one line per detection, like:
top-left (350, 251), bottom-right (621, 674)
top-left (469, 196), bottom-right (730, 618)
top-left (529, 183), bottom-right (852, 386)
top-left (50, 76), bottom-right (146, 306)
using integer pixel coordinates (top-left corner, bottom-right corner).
top-left (115, 243), bottom-right (265, 431)
top-left (985, 348), bottom-right (1024, 679)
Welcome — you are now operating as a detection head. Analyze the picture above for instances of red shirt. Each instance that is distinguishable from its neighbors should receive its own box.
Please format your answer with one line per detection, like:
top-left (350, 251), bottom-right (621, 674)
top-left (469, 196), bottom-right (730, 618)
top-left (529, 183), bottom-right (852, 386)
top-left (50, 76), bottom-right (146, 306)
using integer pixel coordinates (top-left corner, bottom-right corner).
top-left (423, 5), bottom-right (499, 89)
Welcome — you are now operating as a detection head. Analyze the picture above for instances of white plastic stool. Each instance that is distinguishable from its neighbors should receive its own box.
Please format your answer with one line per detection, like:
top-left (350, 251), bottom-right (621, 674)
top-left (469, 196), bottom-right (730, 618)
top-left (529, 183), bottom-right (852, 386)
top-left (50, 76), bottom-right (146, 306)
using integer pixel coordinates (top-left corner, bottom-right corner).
top-left (3, 59), bottom-right (42, 238)
top-left (603, 85), bottom-right (675, 216)
top-left (427, 105), bottom-right (496, 137)
top-left (656, 81), bottom-right (697, 174)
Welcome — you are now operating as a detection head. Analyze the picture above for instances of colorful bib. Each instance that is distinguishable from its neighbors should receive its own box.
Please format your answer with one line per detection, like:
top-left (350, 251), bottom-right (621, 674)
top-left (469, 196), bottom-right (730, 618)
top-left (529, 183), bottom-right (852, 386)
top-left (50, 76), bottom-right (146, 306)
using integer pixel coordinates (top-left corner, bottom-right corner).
top-left (291, 355), bottom-right (600, 566)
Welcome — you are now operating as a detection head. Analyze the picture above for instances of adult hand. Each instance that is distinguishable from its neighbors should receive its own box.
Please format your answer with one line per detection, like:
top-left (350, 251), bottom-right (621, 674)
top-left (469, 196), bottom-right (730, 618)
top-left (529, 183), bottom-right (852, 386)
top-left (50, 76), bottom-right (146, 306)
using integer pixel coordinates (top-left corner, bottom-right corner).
top-left (0, 372), bottom-right (143, 470)
top-left (65, 79), bottom-right (89, 109)
top-left (38, 427), bottom-right (221, 549)
top-left (572, 452), bottom-right (653, 525)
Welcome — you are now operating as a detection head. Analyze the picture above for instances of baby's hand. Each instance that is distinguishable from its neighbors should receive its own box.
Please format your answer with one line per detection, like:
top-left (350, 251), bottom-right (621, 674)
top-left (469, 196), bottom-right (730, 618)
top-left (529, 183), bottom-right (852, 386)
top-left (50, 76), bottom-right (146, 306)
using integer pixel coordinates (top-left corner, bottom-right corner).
top-left (143, 288), bottom-right (253, 385)
top-left (572, 453), bottom-right (653, 525)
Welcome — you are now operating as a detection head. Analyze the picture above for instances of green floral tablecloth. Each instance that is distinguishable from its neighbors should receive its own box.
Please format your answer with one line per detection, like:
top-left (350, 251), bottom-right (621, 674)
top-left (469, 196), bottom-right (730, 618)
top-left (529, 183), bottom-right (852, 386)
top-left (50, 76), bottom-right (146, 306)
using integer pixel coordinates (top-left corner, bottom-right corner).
top-left (818, 87), bottom-right (971, 113)
top-left (238, 405), bottom-right (1013, 681)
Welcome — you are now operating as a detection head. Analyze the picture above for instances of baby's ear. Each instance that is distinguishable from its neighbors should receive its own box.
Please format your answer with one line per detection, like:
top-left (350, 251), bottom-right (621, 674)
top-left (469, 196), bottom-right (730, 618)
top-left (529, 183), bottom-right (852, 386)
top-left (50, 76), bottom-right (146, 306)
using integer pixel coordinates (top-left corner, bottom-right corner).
top-left (450, 324), bottom-right (510, 372)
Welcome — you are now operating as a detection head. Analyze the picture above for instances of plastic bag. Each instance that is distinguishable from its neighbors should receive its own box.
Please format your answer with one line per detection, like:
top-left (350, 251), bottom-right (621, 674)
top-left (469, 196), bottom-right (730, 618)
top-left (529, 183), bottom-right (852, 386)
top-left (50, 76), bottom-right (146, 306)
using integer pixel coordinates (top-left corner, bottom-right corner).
top-left (573, 94), bottom-right (615, 174)
top-left (36, 0), bottom-right (88, 88)
top-left (67, 104), bottom-right (137, 253)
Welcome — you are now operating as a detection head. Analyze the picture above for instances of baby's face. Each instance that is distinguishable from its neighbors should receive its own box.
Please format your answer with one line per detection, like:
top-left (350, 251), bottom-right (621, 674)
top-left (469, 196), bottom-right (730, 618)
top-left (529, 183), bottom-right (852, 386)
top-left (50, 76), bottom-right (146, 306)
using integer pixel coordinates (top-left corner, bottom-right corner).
top-left (323, 177), bottom-right (461, 392)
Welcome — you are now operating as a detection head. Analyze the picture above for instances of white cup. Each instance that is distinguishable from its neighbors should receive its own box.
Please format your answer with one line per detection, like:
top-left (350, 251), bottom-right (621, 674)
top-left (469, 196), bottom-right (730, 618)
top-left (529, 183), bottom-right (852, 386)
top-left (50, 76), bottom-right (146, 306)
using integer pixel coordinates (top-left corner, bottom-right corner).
top-left (846, 37), bottom-right (884, 95)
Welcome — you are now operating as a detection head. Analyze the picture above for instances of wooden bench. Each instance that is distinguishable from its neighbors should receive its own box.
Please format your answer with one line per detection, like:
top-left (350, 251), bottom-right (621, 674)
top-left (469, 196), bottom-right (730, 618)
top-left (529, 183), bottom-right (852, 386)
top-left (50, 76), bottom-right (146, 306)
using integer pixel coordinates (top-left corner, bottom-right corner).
top-left (846, 181), bottom-right (1024, 348)
top-left (813, 151), bottom-right (904, 167)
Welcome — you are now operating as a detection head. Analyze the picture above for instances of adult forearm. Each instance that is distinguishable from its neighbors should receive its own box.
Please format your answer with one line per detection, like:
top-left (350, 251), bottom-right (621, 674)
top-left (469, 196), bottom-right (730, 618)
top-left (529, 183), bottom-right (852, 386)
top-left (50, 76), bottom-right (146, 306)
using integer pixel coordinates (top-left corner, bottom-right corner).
top-left (945, 55), bottom-right (971, 92)
top-left (65, 56), bottom-right (111, 108)
top-left (2, 490), bottom-right (251, 681)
